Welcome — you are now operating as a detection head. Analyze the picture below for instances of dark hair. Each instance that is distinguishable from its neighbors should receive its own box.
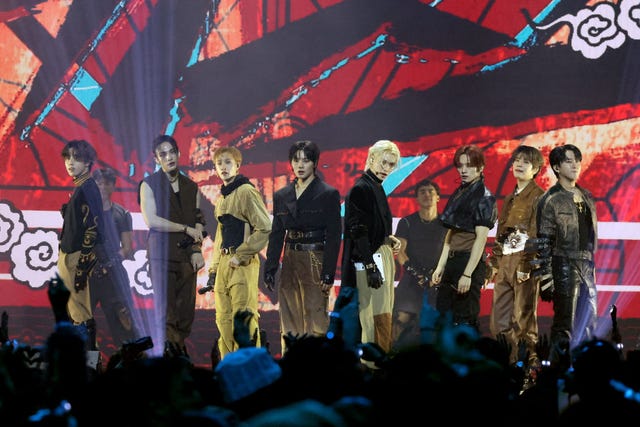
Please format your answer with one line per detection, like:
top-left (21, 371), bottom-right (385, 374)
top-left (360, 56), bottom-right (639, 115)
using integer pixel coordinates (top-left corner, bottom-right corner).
top-left (61, 140), bottom-right (97, 169)
top-left (453, 144), bottom-right (485, 169)
top-left (549, 144), bottom-right (582, 178)
top-left (152, 134), bottom-right (179, 154)
top-left (414, 179), bottom-right (440, 197)
top-left (288, 140), bottom-right (319, 166)
top-left (512, 145), bottom-right (544, 179)
top-left (93, 167), bottom-right (117, 184)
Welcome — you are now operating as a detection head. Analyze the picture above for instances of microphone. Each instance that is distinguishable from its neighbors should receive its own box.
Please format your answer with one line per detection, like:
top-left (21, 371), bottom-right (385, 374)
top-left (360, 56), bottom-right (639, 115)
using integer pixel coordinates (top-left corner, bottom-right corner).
top-left (199, 271), bottom-right (216, 295)
top-left (177, 231), bottom-right (208, 249)
top-left (198, 284), bottom-right (214, 295)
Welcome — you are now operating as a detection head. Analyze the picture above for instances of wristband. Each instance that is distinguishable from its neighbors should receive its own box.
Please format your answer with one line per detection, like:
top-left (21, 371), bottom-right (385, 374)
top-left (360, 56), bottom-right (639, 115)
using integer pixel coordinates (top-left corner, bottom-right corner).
top-left (183, 225), bottom-right (188, 233)
top-left (462, 274), bottom-right (471, 278)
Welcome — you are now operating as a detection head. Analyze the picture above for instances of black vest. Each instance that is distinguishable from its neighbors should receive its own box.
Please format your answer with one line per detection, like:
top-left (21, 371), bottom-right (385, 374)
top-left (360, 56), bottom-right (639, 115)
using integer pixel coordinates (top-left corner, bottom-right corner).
top-left (143, 171), bottom-right (199, 262)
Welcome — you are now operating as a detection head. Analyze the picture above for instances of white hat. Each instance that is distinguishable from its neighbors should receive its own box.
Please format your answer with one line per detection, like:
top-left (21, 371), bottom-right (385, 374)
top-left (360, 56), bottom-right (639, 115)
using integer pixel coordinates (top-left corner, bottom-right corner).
top-left (214, 347), bottom-right (282, 403)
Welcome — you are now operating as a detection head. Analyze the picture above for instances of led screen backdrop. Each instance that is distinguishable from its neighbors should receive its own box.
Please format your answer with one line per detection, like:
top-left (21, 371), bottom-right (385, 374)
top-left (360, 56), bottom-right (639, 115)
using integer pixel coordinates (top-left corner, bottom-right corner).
top-left (1, 0), bottom-right (640, 324)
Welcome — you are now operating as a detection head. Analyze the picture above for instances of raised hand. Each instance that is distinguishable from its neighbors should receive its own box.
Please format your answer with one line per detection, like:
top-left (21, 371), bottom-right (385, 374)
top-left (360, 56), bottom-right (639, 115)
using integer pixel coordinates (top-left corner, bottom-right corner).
top-left (516, 339), bottom-right (530, 365)
top-left (47, 274), bottom-right (71, 323)
top-left (233, 310), bottom-right (255, 348)
top-left (495, 333), bottom-right (512, 365)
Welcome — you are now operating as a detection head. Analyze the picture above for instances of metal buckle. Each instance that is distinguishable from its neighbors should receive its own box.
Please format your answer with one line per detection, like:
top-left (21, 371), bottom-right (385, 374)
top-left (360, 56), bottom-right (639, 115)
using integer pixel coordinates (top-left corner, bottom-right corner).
top-left (288, 230), bottom-right (303, 240)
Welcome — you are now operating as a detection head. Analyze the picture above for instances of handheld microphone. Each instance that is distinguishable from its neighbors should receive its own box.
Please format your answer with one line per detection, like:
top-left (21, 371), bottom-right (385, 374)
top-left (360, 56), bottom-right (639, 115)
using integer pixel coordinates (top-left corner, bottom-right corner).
top-left (199, 270), bottom-right (216, 295)
top-left (198, 284), bottom-right (214, 295)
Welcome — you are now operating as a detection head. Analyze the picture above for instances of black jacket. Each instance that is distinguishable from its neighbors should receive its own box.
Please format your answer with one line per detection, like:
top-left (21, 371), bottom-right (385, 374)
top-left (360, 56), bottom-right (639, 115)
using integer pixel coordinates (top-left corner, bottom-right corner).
top-left (340, 171), bottom-right (392, 288)
top-left (264, 176), bottom-right (342, 282)
top-left (439, 177), bottom-right (497, 233)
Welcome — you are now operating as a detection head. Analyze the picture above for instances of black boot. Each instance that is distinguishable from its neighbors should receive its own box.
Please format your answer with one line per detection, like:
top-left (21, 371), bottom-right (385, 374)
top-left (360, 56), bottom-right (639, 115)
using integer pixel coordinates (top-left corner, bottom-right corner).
top-left (164, 340), bottom-right (179, 358)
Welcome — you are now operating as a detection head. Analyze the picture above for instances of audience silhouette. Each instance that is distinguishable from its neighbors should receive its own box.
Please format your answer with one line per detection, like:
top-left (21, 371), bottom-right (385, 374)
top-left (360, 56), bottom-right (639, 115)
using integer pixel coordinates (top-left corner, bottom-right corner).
top-left (2, 276), bottom-right (640, 426)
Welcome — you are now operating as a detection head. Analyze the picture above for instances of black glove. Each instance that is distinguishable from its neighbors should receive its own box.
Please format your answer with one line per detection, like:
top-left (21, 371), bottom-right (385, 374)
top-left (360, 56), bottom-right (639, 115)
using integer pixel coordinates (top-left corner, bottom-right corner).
top-left (365, 263), bottom-right (383, 289)
top-left (530, 258), bottom-right (553, 302)
top-left (264, 272), bottom-right (275, 292)
top-left (404, 261), bottom-right (427, 286)
top-left (74, 253), bottom-right (96, 292)
top-left (525, 237), bottom-right (552, 257)
top-left (207, 271), bottom-right (216, 288)
top-left (537, 270), bottom-right (554, 302)
top-left (198, 272), bottom-right (216, 295)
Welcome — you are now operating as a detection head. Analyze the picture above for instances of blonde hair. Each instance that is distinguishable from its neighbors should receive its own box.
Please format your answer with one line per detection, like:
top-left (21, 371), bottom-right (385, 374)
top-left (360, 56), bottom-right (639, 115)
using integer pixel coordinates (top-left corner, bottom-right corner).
top-left (365, 139), bottom-right (400, 171)
top-left (212, 146), bottom-right (242, 164)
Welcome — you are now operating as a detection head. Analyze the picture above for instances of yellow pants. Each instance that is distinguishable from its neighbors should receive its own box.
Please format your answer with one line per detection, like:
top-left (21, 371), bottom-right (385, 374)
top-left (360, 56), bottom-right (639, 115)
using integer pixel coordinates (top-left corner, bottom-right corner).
top-left (57, 250), bottom-right (93, 324)
top-left (214, 254), bottom-right (261, 358)
top-left (355, 244), bottom-right (395, 352)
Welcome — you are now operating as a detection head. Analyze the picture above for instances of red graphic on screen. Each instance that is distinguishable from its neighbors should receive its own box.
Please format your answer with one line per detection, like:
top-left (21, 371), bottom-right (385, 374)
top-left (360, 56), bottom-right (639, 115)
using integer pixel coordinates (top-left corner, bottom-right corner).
top-left (1, 0), bottom-right (639, 324)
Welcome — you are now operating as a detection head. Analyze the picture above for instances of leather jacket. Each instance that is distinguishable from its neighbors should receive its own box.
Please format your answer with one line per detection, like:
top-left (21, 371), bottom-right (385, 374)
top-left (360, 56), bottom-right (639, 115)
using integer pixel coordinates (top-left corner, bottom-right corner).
top-left (439, 177), bottom-right (497, 233)
top-left (536, 183), bottom-right (597, 261)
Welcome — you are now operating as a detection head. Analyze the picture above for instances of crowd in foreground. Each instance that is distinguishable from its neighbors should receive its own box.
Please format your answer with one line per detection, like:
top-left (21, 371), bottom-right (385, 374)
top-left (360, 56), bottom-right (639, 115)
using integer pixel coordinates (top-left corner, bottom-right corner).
top-left (2, 276), bottom-right (640, 427)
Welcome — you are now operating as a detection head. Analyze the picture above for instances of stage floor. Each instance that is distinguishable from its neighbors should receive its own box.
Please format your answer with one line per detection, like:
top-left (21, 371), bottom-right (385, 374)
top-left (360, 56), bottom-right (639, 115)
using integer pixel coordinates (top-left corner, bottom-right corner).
top-left (2, 306), bottom-right (639, 369)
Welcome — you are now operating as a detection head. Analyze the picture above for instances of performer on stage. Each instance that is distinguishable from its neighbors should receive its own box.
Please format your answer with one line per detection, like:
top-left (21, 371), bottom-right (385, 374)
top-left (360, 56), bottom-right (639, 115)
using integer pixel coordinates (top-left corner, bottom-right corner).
top-left (207, 146), bottom-right (271, 359)
top-left (392, 179), bottom-right (447, 349)
top-left (139, 134), bottom-right (206, 358)
top-left (264, 140), bottom-right (342, 353)
top-left (431, 144), bottom-right (497, 332)
top-left (340, 139), bottom-right (401, 354)
top-left (91, 167), bottom-right (139, 350)
top-left (533, 144), bottom-right (598, 370)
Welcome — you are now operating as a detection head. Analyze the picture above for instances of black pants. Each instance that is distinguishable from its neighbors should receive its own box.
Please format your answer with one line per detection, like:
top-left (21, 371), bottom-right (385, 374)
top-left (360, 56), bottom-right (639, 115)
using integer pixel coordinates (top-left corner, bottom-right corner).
top-left (549, 256), bottom-right (597, 367)
top-left (435, 251), bottom-right (485, 330)
top-left (90, 258), bottom-right (137, 349)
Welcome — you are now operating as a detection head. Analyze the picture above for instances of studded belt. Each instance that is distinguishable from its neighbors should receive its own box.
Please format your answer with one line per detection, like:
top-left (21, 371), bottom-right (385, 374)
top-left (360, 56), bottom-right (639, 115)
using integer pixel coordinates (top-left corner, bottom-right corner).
top-left (286, 229), bottom-right (325, 241)
top-left (285, 242), bottom-right (325, 251)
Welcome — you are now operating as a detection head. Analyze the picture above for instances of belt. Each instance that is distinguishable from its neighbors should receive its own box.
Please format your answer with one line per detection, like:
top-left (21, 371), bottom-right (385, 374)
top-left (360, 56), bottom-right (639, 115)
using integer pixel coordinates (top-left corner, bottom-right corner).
top-left (285, 242), bottom-right (324, 251)
top-left (448, 250), bottom-right (471, 258)
top-left (221, 247), bottom-right (236, 255)
top-left (286, 229), bottom-right (325, 241)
